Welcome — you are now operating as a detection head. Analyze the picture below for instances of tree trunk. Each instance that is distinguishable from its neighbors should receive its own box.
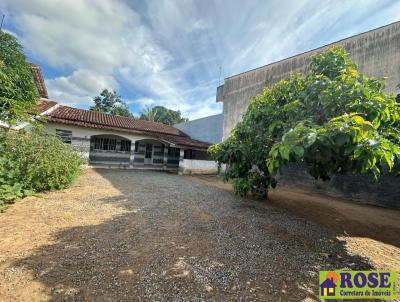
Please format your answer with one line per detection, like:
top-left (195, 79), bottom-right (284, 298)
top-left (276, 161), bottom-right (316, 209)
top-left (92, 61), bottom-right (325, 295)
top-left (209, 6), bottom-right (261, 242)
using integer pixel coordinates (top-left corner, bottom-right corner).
top-left (253, 185), bottom-right (268, 200)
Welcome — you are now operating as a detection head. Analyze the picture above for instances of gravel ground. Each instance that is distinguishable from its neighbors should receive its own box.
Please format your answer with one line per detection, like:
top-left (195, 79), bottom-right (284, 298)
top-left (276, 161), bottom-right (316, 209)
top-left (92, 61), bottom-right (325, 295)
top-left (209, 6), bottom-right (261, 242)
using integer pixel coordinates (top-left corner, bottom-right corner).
top-left (0, 169), bottom-right (396, 301)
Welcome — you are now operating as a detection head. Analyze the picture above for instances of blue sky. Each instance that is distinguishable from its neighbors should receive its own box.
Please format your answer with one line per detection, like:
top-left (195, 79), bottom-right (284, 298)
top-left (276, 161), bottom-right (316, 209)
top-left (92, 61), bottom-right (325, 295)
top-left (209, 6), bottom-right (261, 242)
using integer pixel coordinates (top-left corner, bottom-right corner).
top-left (1, 0), bottom-right (400, 119)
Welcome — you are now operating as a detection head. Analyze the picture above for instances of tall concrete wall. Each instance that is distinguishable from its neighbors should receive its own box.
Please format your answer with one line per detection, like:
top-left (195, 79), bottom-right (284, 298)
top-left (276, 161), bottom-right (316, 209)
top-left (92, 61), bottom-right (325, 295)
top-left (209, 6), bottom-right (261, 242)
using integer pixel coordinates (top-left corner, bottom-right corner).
top-left (174, 114), bottom-right (223, 144)
top-left (277, 164), bottom-right (400, 210)
top-left (217, 21), bottom-right (400, 139)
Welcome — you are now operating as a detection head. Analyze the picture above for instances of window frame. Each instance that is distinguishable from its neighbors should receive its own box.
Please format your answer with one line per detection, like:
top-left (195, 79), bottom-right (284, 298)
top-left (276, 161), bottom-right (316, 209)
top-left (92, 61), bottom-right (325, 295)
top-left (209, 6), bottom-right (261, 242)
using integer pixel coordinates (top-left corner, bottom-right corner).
top-left (56, 129), bottom-right (72, 144)
top-left (93, 137), bottom-right (117, 151)
top-left (120, 140), bottom-right (131, 152)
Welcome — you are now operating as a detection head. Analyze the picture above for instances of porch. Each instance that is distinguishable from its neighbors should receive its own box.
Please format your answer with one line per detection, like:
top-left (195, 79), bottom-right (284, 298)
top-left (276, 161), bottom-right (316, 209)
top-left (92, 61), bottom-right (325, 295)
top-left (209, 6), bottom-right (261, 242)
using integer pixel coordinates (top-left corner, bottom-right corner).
top-left (87, 134), bottom-right (212, 172)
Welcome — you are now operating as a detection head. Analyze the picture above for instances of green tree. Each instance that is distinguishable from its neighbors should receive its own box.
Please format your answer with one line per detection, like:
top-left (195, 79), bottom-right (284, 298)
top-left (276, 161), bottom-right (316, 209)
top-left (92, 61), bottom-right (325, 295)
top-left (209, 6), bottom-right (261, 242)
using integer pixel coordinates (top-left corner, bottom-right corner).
top-left (209, 46), bottom-right (400, 198)
top-left (0, 32), bottom-right (38, 127)
top-left (139, 105), bottom-right (188, 125)
top-left (90, 89), bottom-right (132, 117)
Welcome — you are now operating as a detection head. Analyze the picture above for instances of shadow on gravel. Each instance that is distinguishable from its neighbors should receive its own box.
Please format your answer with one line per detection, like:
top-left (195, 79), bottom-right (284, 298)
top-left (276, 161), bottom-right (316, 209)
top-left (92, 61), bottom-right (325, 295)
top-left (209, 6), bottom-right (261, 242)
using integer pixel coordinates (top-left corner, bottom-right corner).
top-left (10, 169), bottom-right (374, 301)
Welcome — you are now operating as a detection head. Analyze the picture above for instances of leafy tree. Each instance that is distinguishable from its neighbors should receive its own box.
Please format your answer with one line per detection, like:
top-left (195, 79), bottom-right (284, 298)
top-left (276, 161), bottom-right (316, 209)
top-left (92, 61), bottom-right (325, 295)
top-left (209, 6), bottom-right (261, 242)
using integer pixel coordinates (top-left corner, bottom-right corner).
top-left (209, 46), bottom-right (400, 198)
top-left (0, 32), bottom-right (38, 127)
top-left (139, 105), bottom-right (188, 125)
top-left (90, 89), bottom-right (132, 117)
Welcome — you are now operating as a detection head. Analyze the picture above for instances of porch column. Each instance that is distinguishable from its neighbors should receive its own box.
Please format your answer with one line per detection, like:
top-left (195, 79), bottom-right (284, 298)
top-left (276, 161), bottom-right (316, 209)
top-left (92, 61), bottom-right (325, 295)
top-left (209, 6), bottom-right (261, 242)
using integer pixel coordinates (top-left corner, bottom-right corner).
top-left (130, 140), bottom-right (135, 167)
top-left (163, 144), bottom-right (169, 170)
top-left (178, 148), bottom-right (184, 175)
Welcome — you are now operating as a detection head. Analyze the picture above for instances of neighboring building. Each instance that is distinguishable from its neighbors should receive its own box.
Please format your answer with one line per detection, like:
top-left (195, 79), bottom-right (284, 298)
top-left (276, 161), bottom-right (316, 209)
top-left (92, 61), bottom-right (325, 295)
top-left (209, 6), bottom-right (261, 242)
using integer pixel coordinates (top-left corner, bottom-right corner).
top-left (174, 113), bottom-right (223, 144)
top-left (217, 21), bottom-right (400, 139)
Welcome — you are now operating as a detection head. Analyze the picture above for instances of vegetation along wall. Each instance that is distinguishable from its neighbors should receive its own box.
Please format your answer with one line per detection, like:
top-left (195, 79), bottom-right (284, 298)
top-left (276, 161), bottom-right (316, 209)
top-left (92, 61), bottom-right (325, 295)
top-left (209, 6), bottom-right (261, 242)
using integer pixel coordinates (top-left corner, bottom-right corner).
top-left (216, 21), bottom-right (400, 209)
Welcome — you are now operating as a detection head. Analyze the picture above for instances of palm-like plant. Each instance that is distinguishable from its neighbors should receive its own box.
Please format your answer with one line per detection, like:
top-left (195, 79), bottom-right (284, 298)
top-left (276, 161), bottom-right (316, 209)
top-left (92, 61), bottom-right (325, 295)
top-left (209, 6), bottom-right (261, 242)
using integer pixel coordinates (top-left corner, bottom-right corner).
top-left (139, 107), bottom-right (158, 122)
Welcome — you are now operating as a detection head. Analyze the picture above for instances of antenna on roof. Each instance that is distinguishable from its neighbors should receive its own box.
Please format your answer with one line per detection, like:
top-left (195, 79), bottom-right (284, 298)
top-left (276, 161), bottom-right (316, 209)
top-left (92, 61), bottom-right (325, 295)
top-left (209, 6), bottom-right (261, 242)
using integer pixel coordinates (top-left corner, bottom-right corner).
top-left (0, 14), bottom-right (5, 32)
top-left (218, 66), bottom-right (222, 86)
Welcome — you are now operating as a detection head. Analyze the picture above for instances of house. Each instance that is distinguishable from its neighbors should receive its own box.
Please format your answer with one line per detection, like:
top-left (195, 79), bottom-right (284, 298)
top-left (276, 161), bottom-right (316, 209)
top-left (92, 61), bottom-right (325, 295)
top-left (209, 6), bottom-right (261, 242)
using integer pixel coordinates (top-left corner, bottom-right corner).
top-left (4, 63), bottom-right (221, 174)
top-left (36, 98), bottom-right (216, 174)
top-left (320, 278), bottom-right (336, 297)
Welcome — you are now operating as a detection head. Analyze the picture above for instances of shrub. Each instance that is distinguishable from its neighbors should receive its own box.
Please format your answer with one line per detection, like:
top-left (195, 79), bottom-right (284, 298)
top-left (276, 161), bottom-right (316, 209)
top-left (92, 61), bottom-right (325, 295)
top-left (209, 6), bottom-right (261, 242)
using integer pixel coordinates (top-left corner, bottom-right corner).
top-left (0, 130), bottom-right (82, 210)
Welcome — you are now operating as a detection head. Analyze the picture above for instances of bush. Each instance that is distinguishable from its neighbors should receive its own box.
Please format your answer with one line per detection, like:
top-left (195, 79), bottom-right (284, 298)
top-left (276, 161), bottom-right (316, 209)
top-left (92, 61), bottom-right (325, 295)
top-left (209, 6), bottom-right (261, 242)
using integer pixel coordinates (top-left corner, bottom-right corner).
top-left (0, 130), bottom-right (82, 210)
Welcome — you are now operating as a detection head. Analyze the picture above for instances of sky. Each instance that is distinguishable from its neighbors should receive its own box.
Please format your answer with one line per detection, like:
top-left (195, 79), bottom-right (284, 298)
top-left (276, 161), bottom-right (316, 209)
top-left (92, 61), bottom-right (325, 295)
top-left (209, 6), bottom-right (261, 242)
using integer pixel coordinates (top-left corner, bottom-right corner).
top-left (1, 0), bottom-right (400, 120)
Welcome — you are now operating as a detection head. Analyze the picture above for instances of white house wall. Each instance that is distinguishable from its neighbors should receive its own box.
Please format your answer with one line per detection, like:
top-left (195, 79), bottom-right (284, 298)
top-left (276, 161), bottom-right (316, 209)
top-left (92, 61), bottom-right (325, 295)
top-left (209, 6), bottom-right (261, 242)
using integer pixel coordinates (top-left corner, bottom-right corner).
top-left (180, 159), bottom-right (221, 175)
top-left (44, 123), bottom-right (169, 164)
top-left (44, 122), bottom-right (220, 174)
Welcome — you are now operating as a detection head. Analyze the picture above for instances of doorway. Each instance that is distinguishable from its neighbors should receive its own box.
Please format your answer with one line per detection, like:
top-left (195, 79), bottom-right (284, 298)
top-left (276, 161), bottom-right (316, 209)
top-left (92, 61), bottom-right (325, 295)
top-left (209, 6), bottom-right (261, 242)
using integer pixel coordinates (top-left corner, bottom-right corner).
top-left (144, 143), bottom-right (153, 165)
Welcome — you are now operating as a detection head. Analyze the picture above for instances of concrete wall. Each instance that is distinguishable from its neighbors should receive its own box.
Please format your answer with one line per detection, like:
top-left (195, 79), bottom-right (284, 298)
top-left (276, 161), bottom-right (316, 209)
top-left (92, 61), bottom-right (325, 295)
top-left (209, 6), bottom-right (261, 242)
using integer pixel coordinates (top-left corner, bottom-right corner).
top-left (174, 114), bottom-right (223, 144)
top-left (217, 21), bottom-right (400, 139)
top-left (180, 159), bottom-right (220, 175)
top-left (277, 164), bottom-right (400, 210)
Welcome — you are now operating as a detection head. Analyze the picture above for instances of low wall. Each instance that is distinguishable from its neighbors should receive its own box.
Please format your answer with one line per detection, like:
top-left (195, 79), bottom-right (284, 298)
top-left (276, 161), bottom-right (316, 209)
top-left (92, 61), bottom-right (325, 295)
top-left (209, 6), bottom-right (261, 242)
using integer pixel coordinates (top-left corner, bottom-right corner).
top-left (180, 159), bottom-right (220, 175)
top-left (277, 164), bottom-right (400, 210)
top-left (71, 137), bottom-right (90, 163)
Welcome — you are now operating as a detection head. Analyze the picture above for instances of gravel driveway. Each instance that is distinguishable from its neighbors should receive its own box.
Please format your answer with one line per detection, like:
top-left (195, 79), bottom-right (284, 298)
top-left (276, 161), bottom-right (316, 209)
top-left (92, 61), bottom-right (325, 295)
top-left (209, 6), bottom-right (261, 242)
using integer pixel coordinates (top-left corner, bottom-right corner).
top-left (0, 169), bottom-right (378, 301)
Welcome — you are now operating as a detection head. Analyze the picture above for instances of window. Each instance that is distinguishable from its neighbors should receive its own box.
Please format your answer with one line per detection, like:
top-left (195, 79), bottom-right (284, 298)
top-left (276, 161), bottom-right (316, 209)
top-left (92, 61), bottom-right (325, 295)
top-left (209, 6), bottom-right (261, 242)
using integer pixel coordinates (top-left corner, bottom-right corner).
top-left (184, 149), bottom-right (194, 159)
top-left (93, 137), bottom-right (117, 151)
top-left (56, 129), bottom-right (72, 144)
top-left (135, 141), bottom-right (140, 152)
top-left (120, 140), bottom-right (131, 152)
top-left (168, 147), bottom-right (180, 157)
top-left (153, 145), bottom-right (164, 156)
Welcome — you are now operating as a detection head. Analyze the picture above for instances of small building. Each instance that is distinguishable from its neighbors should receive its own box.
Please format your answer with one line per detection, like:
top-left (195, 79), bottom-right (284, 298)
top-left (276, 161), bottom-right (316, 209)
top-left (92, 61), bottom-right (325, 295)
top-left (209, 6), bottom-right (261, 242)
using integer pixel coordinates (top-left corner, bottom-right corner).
top-left (174, 114), bottom-right (223, 144)
top-left (36, 99), bottom-right (217, 174)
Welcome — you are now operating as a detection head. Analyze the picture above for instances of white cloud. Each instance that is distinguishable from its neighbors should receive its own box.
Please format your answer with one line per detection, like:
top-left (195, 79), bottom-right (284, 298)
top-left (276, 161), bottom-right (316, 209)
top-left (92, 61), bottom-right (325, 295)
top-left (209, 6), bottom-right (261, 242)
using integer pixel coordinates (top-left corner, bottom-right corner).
top-left (3, 0), bottom-right (400, 120)
top-left (127, 97), bottom-right (156, 107)
top-left (4, 0), bottom-right (178, 107)
top-left (46, 69), bottom-right (118, 106)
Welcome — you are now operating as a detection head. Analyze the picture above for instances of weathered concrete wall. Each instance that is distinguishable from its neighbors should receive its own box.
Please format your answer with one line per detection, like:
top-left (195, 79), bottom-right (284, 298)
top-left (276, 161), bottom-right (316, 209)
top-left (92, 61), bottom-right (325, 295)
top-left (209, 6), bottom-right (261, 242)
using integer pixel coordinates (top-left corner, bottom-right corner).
top-left (277, 164), bottom-right (400, 210)
top-left (174, 114), bottom-right (223, 144)
top-left (217, 21), bottom-right (400, 139)
top-left (180, 159), bottom-right (220, 175)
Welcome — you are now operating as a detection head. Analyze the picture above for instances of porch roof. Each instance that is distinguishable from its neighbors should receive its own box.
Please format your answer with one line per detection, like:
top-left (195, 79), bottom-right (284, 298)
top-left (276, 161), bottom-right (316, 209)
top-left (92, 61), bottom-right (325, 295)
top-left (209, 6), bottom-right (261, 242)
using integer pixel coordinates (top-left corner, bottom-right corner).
top-left (39, 101), bottom-right (211, 149)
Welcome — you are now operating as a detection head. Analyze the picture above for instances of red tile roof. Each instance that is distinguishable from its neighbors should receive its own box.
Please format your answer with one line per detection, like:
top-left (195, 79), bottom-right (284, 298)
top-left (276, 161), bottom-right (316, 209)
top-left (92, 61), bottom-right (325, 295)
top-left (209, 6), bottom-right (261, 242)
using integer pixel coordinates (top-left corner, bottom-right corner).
top-left (30, 64), bottom-right (48, 98)
top-left (39, 100), bottom-right (210, 149)
top-left (36, 98), bottom-right (58, 114)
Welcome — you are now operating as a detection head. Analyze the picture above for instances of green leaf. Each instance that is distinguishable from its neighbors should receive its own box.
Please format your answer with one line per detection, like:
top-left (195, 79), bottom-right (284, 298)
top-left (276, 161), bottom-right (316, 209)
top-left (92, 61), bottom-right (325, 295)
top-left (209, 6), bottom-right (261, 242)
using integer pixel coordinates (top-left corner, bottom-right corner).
top-left (292, 146), bottom-right (304, 157)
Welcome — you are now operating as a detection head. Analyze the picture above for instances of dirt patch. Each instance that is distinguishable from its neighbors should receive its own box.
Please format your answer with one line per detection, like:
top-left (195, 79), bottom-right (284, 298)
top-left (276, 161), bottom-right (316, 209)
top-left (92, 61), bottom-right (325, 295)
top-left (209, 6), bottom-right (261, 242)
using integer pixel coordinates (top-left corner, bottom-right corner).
top-left (188, 174), bottom-right (400, 271)
top-left (0, 169), bottom-right (398, 301)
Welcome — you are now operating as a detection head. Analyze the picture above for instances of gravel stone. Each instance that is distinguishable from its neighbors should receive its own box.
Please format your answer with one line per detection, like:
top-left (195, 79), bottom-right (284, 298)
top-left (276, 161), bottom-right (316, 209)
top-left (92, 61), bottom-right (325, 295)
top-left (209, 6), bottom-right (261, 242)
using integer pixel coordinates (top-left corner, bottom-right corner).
top-left (0, 169), bottom-right (384, 301)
